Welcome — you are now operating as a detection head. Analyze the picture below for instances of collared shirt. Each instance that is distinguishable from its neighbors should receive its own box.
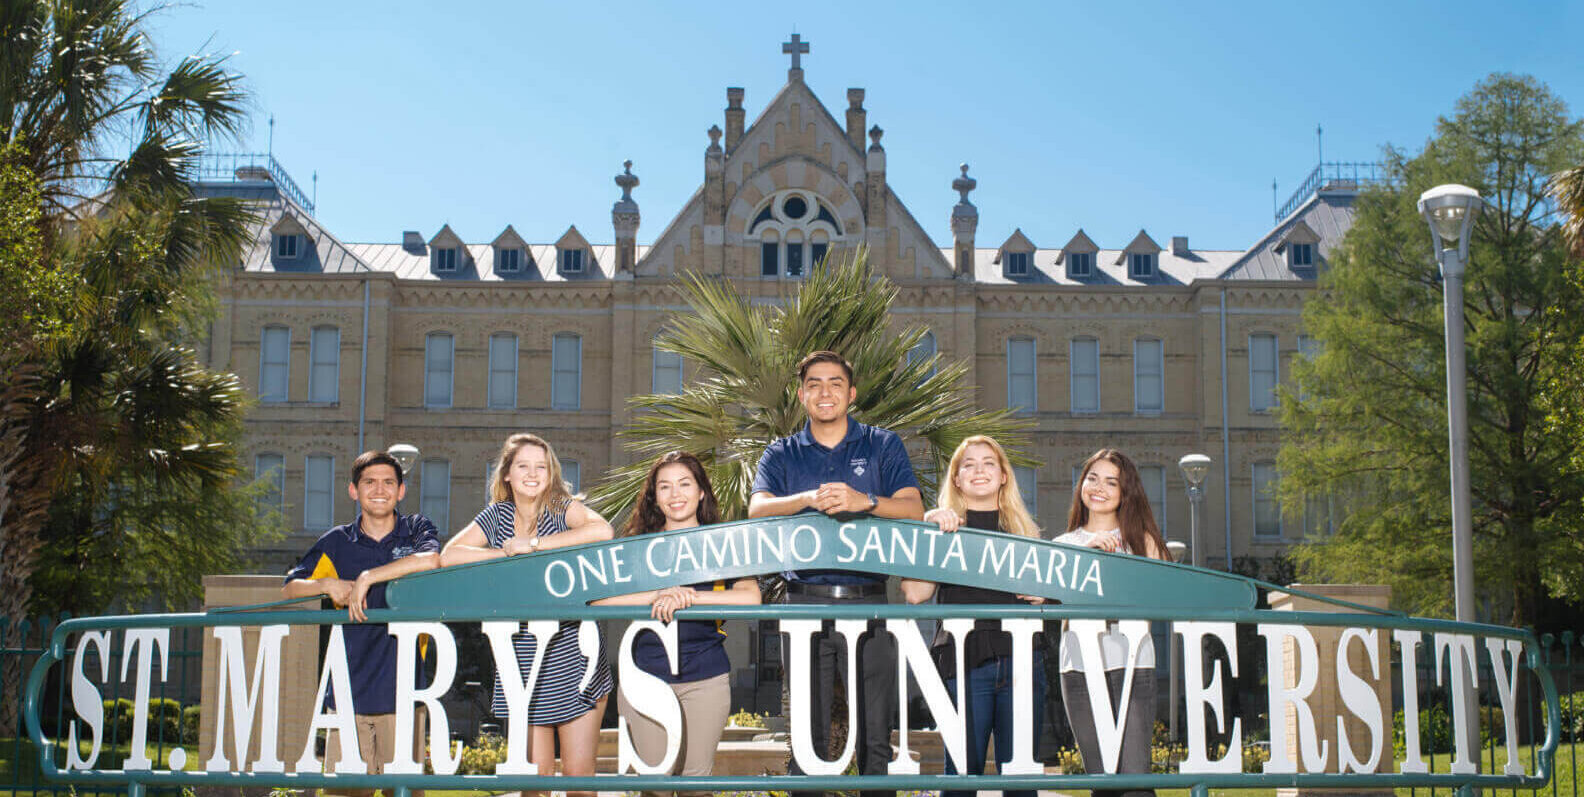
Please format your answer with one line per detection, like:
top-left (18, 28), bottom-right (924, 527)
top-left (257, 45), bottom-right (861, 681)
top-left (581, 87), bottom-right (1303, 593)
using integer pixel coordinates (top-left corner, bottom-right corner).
top-left (283, 512), bottom-right (440, 714)
top-left (751, 418), bottom-right (920, 586)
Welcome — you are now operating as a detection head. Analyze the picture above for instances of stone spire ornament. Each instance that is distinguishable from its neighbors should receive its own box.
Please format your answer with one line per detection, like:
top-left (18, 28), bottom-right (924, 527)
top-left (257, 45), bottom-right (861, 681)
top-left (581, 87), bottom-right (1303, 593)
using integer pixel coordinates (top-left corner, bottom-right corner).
top-left (951, 164), bottom-right (978, 279)
top-left (612, 160), bottom-right (640, 275)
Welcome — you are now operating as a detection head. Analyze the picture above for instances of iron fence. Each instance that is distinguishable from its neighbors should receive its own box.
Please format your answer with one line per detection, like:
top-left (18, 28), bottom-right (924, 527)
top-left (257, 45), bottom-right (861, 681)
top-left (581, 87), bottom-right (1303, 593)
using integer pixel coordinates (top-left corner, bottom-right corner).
top-left (195, 153), bottom-right (315, 213)
top-left (5, 607), bottom-right (1577, 796)
top-left (1277, 161), bottom-right (1389, 222)
top-left (2, 615), bottom-right (204, 797)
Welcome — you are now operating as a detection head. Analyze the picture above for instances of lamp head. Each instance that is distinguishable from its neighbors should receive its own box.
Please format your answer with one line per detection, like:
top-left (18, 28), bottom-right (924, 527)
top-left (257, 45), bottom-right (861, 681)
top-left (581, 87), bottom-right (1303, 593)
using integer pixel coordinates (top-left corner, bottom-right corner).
top-left (1166, 540), bottom-right (1188, 564)
top-left (387, 443), bottom-right (420, 475)
top-left (1178, 453), bottom-right (1212, 487)
top-left (1417, 184), bottom-right (1483, 268)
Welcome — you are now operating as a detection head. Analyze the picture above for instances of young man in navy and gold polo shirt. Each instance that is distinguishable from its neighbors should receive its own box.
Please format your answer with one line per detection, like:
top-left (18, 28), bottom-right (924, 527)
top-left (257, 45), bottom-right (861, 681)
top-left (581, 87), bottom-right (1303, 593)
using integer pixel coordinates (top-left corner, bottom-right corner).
top-left (283, 450), bottom-right (440, 785)
top-left (749, 350), bottom-right (924, 797)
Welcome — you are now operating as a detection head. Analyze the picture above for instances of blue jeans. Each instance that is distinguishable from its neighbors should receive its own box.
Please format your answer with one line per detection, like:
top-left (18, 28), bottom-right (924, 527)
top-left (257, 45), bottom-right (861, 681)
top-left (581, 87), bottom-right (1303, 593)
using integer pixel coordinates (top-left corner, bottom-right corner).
top-left (942, 650), bottom-right (1046, 797)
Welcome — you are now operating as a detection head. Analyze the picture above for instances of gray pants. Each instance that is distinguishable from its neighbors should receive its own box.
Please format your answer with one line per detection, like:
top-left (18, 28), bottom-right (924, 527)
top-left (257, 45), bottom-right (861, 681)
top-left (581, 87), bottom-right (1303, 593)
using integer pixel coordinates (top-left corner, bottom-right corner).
top-left (781, 590), bottom-right (897, 797)
top-left (1060, 668), bottom-right (1157, 797)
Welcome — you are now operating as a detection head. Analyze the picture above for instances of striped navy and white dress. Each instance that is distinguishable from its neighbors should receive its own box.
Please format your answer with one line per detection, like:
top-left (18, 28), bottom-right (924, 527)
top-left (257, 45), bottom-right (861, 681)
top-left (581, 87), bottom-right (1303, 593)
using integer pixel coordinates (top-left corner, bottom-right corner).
top-left (475, 497), bottom-right (615, 725)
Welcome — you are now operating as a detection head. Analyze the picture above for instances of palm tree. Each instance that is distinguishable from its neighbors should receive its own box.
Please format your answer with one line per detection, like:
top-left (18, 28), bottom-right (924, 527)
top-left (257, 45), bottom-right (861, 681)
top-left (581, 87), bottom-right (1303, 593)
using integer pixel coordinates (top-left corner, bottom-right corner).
top-left (1554, 165), bottom-right (1584, 258)
top-left (1, 0), bottom-right (248, 216)
top-left (587, 250), bottom-right (1036, 524)
top-left (0, 0), bottom-right (265, 630)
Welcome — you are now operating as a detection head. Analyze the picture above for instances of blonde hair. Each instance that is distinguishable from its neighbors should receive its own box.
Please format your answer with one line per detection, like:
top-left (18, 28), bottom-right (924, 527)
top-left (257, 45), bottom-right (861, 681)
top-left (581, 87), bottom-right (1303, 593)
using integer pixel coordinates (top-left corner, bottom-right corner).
top-left (489, 433), bottom-right (576, 528)
top-left (937, 435), bottom-right (1040, 539)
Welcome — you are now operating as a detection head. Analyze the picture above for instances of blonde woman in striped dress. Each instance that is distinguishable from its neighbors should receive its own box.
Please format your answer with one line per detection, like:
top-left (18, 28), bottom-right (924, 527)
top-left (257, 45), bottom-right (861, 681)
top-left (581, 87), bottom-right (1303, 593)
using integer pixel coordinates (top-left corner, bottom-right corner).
top-left (442, 433), bottom-right (614, 797)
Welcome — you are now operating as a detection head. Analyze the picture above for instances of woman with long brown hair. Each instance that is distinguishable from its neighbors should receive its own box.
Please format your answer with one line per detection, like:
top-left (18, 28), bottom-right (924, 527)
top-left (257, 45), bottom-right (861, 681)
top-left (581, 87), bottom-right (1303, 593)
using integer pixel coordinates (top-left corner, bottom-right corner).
top-left (1054, 448), bottom-right (1169, 797)
top-left (441, 433), bottom-right (613, 797)
top-left (594, 451), bottom-right (760, 797)
top-left (899, 435), bottom-right (1045, 797)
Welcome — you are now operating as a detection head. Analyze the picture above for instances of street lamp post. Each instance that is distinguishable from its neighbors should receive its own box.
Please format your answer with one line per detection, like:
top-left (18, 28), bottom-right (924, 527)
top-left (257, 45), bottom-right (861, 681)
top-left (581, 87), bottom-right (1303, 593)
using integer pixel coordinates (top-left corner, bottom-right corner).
top-left (1415, 183), bottom-right (1482, 629)
top-left (1168, 454), bottom-right (1211, 742)
top-left (1418, 184), bottom-right (1484, 771)
top-left (1179, 454), bottom-right (1212, 569)
top-left (387, 443), bottom-right (420, 512)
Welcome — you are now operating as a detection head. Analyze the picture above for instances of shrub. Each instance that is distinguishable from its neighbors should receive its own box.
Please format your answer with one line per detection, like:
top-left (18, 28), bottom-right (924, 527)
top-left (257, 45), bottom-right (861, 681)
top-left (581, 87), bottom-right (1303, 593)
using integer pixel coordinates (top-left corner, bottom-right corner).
top-left (98, 697), bottom-right (192, 744)
top-left (728, 709), bottom-right (769, 728)
top-left (1392, 702), bottom-right (1502, 757)
top-left (456, 732), bottom-right (508, 776)
top-left (181, 705), bottom-right (202, 744)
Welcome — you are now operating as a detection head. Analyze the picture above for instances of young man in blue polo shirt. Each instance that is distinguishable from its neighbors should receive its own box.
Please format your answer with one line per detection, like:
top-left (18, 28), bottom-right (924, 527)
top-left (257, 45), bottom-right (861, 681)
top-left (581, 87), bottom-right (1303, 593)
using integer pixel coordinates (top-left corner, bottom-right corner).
top-left (283, 450), bottom-right (441, 786)
top-left (749, 350), bottom-right (924, 797)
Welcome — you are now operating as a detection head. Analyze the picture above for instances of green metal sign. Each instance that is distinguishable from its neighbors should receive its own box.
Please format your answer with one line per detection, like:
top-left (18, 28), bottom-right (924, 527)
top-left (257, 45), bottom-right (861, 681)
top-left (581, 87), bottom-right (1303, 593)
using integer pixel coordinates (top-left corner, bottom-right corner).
top-left (21, 515), bottom-right (1562, 797)
top-left (388, 516), bottom-right (1260, 611)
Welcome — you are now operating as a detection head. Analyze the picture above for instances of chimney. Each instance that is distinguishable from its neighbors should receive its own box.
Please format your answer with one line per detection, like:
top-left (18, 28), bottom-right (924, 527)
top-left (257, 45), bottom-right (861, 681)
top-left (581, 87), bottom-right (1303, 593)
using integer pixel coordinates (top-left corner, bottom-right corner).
top-left (846, 89), bottom-right (866, 150)
top-left (1172, 236), bottom-right (1190, 256)
top-left (402, 231), bottom-right (424, 252)
top-left (725, 88), bottom-right (745, 151)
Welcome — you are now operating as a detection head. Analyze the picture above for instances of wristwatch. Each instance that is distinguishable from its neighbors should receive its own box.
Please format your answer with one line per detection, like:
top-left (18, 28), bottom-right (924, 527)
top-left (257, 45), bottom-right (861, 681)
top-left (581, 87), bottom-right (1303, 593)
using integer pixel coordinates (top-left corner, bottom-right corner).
top-left (865, 492), bottom-right (879, 512)
top-left (529, 536), bottom-right (541, 553)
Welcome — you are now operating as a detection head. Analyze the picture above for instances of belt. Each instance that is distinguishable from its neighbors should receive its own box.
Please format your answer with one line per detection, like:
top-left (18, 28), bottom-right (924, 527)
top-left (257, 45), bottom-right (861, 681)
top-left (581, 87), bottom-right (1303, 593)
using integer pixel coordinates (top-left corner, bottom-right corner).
top-left (786, 581), bottom-right (886, 599)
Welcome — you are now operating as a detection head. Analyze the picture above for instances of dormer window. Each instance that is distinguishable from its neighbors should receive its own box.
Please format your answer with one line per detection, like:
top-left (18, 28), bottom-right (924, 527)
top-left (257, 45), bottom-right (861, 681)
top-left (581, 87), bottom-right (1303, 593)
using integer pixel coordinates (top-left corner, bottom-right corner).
top-left (1129, 253), bottom-right (1155, 279)
top-left (560, 248), bottom-right (585, 274)
top-left (1288, 242), bottom-right (1314, 267)
top-left (433, 247), bottom-right (458, 272)
top-left (497, 248), bottom-right (522, 273)
top-left (275, 233), bottom-right (302, 259)
top-left (1067, 251), bottom-right (1093, 278)
top-left (1005, 251), bottom-right (1031, 277)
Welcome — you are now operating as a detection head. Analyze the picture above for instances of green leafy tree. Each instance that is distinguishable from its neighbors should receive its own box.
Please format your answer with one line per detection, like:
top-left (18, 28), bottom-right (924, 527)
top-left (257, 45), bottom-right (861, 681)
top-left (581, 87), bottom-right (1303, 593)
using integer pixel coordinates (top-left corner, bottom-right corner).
top-left (587, 251), bottom-right (1035, 524)
top-left (1279, 74), bottom-right (1584, 627)
top-left (0, 0), bottom-right (280, 625)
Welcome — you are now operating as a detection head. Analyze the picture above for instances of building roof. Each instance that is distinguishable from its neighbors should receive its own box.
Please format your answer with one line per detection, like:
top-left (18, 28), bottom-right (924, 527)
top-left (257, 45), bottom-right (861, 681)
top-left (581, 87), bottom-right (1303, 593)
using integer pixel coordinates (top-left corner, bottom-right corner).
top-left (1220, 190), bottom-right (1357, 280)
top-left (961, 245), bottom-right (1241, 286)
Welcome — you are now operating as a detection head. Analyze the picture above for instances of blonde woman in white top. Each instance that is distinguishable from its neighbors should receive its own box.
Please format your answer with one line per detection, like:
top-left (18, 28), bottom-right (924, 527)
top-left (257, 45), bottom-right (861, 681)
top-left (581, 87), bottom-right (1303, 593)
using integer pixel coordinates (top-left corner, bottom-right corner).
top-left (1052, 448), bottom-right (1168, 797)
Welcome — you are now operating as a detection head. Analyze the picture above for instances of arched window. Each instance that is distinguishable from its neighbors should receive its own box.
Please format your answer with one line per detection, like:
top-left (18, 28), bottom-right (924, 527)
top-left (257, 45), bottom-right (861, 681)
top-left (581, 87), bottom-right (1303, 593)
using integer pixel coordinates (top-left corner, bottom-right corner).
top-left (750, 190), bottom-right (844, 278)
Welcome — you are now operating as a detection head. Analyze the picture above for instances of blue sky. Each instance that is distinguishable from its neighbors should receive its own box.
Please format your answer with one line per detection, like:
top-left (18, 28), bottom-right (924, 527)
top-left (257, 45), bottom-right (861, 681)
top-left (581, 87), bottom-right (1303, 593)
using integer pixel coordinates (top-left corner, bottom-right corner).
top-left (150, 1), bottom-right (1584, 252)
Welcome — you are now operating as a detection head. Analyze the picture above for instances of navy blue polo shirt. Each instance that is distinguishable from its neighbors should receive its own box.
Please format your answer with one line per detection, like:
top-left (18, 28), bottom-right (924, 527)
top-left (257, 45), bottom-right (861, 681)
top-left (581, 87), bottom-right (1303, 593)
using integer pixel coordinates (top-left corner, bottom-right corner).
top-left (631, 581), bottom-right (732, 683)
top-left (283, 512), bottom-right (440, 714)
top-left (751, 419), bottom-right (919, 585)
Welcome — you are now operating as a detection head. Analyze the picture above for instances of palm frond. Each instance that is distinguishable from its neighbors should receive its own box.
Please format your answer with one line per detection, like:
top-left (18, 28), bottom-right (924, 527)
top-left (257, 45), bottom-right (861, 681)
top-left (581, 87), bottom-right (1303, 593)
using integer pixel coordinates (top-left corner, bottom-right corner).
top-left (591, 249), bottom-right (1035, 526)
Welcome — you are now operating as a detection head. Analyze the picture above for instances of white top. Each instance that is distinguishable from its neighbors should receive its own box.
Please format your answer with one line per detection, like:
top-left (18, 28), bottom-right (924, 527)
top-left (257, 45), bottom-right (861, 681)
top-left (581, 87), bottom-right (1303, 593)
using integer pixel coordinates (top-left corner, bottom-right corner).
top-left (1051, 528), bottom-right (1156, 673)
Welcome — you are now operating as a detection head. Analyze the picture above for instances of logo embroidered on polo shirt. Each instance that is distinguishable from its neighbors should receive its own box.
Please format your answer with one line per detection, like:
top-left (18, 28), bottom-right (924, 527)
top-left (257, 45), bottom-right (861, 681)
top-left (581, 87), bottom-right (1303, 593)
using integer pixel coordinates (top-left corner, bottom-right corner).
top-left (851, 458), bottom-right (867, 476)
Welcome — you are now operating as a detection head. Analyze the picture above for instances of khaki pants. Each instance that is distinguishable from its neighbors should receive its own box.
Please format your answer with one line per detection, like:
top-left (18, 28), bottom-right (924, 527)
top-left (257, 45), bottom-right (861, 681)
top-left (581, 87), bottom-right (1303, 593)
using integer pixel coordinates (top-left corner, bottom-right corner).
top-left (617, 671), bottom-right (732, 797)
top-left (323, 707), bottom-right (428, 793)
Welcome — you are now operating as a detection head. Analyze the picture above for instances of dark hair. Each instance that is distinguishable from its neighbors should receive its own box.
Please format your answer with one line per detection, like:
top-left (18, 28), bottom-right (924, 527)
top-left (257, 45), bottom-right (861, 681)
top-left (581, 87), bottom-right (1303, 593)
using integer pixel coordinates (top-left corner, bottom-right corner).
top-left (796, 350), bottom-right (854, 384)
top-left (1066, 448), bottom-right (1167, 561)
top-left (623, 451), bottom-right (722, 536)
top-left (351, 451), bottom-right (404, 486)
